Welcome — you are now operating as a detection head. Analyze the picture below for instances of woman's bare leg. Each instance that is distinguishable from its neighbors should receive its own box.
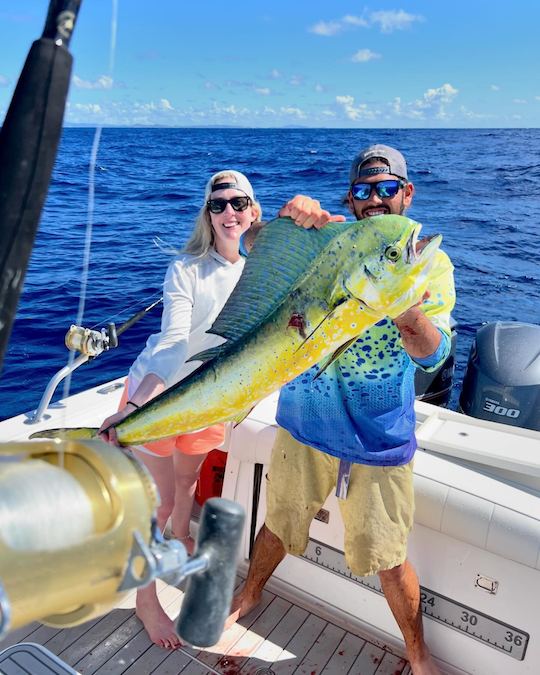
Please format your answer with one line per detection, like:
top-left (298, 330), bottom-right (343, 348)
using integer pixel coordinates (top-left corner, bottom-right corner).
top-left (132, 449), bottom-right (182, 649)
top-left (170, 451), bottom-right (209, 554)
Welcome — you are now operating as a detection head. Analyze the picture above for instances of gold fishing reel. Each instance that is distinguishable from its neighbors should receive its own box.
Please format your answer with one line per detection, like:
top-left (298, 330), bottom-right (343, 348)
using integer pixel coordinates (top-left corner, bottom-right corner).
top-left (0, 439), bottom-right (245, 648)
top-left (0, 438), bottom-right (161, 634)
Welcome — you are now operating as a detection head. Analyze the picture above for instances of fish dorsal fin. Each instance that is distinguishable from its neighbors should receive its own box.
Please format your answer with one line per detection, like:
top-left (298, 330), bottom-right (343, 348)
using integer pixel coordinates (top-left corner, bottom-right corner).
top-left (206, 216), bottom-right (352, 346)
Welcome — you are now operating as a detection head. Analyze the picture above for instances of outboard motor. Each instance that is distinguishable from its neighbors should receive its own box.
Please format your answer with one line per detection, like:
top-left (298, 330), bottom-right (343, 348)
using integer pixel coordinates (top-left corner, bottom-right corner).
top-left (415, 317), bottom-right (457, 407)
top-left (459, 321), bottom-right (540, 432)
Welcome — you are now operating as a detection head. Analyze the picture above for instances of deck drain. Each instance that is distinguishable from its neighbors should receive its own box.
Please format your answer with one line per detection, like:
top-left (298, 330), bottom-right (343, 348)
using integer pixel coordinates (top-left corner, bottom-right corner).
top-left (254, 669), bottom-right (276, 675)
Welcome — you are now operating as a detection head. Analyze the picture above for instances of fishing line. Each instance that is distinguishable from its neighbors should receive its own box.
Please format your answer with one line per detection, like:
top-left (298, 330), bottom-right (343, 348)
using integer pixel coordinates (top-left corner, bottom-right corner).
top-left (85, 291), bottom-right (163, 332)
top-left (61, 0), bottom-right (119, 432)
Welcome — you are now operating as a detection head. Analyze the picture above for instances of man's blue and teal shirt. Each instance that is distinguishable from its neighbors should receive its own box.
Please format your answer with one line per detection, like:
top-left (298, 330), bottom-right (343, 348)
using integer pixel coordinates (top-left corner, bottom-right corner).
top-left (276, 250), bottom-right (455, 466)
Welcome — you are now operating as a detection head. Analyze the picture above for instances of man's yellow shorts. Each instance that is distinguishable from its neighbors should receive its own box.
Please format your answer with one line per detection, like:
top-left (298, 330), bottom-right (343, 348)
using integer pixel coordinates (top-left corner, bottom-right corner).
top-left (265, 428), bottom-right (415, 577)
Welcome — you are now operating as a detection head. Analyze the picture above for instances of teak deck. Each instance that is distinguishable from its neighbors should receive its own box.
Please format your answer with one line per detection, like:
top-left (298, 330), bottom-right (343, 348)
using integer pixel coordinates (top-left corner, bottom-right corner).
top-left (0, 578), bottom-right (411, 674)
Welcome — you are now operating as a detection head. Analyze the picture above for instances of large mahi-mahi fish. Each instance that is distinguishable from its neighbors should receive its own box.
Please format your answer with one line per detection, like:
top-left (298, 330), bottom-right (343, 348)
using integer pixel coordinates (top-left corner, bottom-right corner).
top-left (34, 215), bottom-right (441, 445)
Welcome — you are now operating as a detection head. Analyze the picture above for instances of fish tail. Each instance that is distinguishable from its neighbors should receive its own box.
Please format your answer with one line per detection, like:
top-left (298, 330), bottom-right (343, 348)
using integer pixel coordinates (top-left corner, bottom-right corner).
top-left (28, 427), bottom-right (99, 441)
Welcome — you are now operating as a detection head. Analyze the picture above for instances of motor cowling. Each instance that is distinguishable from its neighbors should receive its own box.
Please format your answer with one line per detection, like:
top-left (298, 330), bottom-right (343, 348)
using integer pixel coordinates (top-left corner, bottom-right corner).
top-left (459, 321), bottom-right (540, 431)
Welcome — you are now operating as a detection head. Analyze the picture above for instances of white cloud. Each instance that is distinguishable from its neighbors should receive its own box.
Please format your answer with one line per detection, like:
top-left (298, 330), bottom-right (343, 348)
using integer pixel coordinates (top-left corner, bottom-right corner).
top-left (289, 75), bottom-right (303, 86)
top-left (535, 96), bottom-right (540, 101)
top-left (513, 98), bottom-right (527, 104)
top-left (308, 14), bottom-right (368, 36)
top-left (369, 10), bottom-right (422, 33)
top-left (269, 69), bottom-right (281, 79)
top-left (351, 49), bottom-right (381, 63)
top-left (459, 105), bottom-right (493, 120)
top-left (309, 11), bottom-right (421, 36)
top-left (490, 84), bottom-right (500, 91)
top-left (280, 106), bottom-right (306, 118)
top-left (336, 95), bottom-right (377, 120)
top-left (0, 74), bottom-right (9, 86)
top-left (73, 75), bottom-right (113, 90)
top-left (159, 98), bottom-right (173, 111)
top-left (314, 83), bottom-right (324, 93)
top-left (255, 87), bottom-right (271, 95)
top-left (423, 83), bottom-right (458, 104)
top-left (389, 84), bottom-right (458, 120)
top-left (309, 20), bottom-right (343, 36)
top-left (72, 103), bottom-right (102, 114)
top-left (343, 15), bottom-right (369, 28)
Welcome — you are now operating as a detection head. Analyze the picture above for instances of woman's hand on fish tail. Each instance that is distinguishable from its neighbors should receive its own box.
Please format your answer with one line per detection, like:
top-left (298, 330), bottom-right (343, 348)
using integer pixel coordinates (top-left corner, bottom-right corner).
top-left (279, 195), bottom-right (346, 229)
top-left (98, 407), bottom-right (134, 446)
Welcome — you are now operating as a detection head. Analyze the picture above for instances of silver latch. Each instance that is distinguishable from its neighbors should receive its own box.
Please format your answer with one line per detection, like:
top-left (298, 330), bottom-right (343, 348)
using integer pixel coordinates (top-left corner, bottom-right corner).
top-left (475, 574), bottom-right (499, 594)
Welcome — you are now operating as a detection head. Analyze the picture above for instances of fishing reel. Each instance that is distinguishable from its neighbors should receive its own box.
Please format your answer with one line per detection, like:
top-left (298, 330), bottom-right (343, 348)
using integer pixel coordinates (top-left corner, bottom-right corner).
top-left (0, 439), bottom-right (244, 647)
top-left (65, 323), bottom-right (118, 357)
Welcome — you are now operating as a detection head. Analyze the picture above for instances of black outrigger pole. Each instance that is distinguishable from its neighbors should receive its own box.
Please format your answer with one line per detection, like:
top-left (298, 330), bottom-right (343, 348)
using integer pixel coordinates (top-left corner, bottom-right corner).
top-left (0, 0), bottom-right (83, 375)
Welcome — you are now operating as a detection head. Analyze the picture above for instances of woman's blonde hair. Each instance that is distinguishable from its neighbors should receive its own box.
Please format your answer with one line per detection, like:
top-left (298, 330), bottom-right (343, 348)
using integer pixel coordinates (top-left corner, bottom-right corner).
top-left (183, 171), bottom-right (262, 257)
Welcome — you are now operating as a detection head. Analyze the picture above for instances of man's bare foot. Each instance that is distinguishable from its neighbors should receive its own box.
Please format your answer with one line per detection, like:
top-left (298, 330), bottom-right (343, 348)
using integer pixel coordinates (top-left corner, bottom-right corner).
top-left (409, 652), bottom-right (441, 675)
top-left (224, 584), bottom-right (262, 630)
top-left (136, 588), bottom-right (182, 649)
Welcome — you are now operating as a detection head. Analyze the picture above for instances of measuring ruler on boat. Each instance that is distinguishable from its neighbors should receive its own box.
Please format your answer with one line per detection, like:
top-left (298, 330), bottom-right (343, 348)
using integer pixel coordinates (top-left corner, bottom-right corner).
top-left (302, 539), bottom-right (529, 661)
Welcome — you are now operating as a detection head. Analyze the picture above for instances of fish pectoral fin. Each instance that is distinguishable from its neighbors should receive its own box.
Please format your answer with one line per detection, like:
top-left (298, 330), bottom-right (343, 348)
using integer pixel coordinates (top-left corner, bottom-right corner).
top-left (313, 337), bottom-right (360, 380)
top-left (28, 427), bottom-right (99, 440)
top-left (294, 297), bottom-right (350, 354)
top-left (232, 407), bottom-right (255, 427)
top-left (186, 345), bottom-right (225, 364)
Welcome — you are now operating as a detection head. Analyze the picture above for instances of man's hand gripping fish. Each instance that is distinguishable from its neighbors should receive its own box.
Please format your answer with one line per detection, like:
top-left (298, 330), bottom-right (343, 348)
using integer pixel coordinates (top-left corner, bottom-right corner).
top-left (34, 215), bottom-right (441, 445)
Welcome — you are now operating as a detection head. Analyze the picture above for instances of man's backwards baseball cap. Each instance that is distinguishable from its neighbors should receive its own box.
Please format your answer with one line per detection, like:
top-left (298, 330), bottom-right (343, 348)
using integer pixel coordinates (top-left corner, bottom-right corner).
top-left (204, 170), bottom-right (255, 201)
top-left (349, 144), bottom-right (408, 184)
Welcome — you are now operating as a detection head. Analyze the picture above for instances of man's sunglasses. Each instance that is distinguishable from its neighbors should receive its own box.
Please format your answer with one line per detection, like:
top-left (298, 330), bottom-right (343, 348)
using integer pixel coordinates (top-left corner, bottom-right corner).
top-left (207, 196), bottom-right (252, 214)
top-left (351, 179), bottom-right (405, 201)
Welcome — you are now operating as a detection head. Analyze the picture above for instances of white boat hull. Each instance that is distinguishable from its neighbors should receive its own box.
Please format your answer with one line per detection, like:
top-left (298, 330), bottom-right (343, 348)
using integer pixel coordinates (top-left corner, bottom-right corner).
top-left (1, 380), bottom-right (539, 674)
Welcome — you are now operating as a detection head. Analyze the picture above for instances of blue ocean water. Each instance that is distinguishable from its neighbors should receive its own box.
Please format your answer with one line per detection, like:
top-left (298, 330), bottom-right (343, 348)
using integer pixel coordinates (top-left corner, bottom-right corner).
top-left (1, 128), bottom-right (539, 421)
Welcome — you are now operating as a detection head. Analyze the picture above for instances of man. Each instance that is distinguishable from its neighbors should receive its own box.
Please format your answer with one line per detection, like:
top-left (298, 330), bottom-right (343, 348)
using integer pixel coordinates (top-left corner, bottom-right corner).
top-left (229, 145), bottom-right (455, 674)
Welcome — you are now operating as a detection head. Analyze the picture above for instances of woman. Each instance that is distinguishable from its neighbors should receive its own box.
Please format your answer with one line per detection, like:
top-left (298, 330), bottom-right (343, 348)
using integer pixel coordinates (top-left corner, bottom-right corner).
top-left (99, 169), bottom-right (262, 649)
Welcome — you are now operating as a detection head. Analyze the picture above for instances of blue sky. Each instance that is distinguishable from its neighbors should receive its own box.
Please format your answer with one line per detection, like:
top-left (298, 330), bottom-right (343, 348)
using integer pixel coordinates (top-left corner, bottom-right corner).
top-left (1, 1), bottom-right (539, 128)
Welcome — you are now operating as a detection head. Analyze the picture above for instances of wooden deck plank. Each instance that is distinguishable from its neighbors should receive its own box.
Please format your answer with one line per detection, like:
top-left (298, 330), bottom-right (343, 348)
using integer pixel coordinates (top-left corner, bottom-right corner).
top-left (188, 589), bottom-right (275, 668)
top-left (293, 622), bottom-right (345, 674)
top-left (56, 610), bottom-right (134, 671)
top-left (92, 630), bottom-right (155, 674)
top-left (121, 642), bottom-right (171, 674)
top-left (349, 642), bottom-right (386, 675)
top-left (240, 605), bottom-right (310, 675)
top-left (43, 618), bottom-right (102, 656)
top-left (0, 622), bottom-right (43, 649)
top-left (374, 651), bottom-right (408, 675)
top-left (155, 652), bottom-right (211, 674)
top-left (268, 614), bottom-right (326, 674)
top-left (320, 631), bottom-right (366, 675)
top-left (214, 596), bottom-right (291, 673)
top-left (72, 614), bottom-right (142, 674)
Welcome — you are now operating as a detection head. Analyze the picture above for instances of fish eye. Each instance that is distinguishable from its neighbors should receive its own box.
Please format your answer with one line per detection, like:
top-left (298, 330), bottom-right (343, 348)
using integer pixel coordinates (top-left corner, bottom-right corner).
top-left (384, 245), bottom-right (401, 262)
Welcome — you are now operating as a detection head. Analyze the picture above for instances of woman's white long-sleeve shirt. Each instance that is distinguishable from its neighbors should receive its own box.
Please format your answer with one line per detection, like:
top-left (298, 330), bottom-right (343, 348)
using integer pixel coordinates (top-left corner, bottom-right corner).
top-left (128, 249), bottom-right (245, 390)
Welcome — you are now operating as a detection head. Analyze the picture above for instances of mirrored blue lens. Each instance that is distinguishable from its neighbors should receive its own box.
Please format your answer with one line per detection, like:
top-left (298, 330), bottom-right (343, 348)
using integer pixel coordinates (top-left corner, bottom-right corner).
top-left (351, 180), bottom-right (402, 200)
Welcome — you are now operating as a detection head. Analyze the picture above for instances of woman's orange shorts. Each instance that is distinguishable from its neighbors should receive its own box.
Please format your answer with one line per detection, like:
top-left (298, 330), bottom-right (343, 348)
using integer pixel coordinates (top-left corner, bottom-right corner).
top-left (118, 380), bottom-right (226, 457)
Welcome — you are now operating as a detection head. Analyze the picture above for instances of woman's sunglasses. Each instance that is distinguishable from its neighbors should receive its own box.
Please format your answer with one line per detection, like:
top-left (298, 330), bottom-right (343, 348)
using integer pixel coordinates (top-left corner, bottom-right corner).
top-left (351, 179), bottom-right (405, 201)
top-left (207, 196), bottom-right (252, 214)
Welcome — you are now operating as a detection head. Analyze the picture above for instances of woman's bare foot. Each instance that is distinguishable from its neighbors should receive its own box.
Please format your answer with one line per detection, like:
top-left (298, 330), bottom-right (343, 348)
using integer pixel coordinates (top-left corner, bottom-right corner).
top-left (136, 586), bottom-right (182, 649)
top-left (168, 533), bottom-right (196, 556)
top-left (224, 584), bottom-right (262, 630)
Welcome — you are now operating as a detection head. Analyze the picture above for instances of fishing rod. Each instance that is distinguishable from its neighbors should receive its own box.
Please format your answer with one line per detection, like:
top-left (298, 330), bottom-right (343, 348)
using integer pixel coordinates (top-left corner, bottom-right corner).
top-left (0, 0), bottom-right (245, 649)
top-left (0, 0), bottom-right (82, 376)
top-left (29, 296), bottom-right (164, 423)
